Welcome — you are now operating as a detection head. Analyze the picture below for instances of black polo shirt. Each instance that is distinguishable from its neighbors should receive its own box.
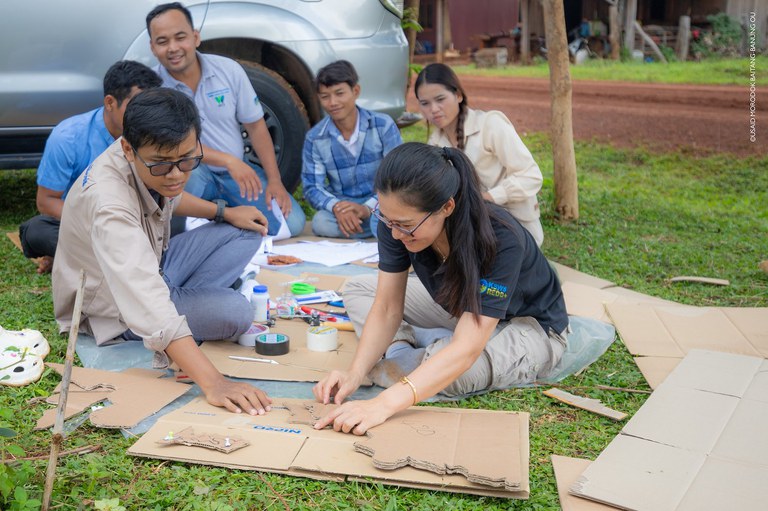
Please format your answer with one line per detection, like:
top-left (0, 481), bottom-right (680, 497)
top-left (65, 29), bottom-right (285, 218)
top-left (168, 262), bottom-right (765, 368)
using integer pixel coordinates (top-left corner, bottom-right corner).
top-left (377, 204), bottom-right (568, 334)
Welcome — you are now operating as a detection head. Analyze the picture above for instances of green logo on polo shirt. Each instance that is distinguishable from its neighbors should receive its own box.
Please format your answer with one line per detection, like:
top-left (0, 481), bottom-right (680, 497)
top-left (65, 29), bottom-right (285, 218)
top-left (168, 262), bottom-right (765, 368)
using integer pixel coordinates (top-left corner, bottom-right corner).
top-left (480, 279), bottom-right (508, 298)
top-left (214, 95), bottom-right (225, 106)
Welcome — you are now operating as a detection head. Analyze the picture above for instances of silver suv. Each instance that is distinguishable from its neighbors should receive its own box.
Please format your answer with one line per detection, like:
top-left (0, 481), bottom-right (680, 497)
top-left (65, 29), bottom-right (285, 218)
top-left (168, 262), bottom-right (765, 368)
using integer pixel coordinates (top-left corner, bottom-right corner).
top-left (0, 0), bottom-right (408, 191)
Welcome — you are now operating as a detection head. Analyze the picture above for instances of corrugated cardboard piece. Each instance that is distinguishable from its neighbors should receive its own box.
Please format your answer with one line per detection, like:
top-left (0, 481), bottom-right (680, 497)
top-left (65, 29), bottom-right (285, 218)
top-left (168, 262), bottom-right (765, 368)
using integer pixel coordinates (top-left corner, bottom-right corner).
top-left (128, 397), bottom-right (530, 499)
top-left (607, 303), bottom-right (768, 389)
top-left (570, 349), bottom-right (768, 511)
top-left (36, 363), bottom-right (191, 429)
top-left (199, 318), bottom-right (359, 382)
top-left (552, 455), bottom-right (615, 511)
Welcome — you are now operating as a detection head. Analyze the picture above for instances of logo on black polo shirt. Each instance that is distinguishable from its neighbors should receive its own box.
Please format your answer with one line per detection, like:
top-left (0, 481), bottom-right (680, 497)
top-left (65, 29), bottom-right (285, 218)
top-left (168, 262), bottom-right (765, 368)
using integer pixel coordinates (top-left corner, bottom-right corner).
top-left (480, 279), bottom-right (508, 298)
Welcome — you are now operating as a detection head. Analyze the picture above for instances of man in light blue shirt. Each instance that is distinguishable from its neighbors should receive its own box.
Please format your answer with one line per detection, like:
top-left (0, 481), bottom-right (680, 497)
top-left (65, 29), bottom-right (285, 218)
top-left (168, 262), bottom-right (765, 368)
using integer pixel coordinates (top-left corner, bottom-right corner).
top-left (302, 60), bottom-right (402, 238)
top-left (147, 2), bottom-right (305, 236)
top-left (19, 60), bottom-right (161, 273)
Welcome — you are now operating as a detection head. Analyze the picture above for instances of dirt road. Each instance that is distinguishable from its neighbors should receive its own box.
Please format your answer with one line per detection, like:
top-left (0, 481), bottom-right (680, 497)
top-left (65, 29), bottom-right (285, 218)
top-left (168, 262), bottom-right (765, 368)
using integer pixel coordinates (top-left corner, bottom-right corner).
top-left (406, 75), bottom-right (765, 157)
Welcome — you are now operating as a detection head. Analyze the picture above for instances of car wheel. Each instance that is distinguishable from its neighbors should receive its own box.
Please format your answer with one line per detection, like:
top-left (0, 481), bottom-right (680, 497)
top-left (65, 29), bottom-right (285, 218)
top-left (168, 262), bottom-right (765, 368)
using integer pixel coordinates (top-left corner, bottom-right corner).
top-left (239, 60), bottom-right (309, 193)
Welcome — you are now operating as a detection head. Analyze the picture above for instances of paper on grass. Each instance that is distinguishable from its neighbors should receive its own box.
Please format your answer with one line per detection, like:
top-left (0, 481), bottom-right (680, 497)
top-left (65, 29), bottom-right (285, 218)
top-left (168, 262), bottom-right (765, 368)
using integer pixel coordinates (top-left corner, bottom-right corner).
top-left (270, 240), bottom-right (379, 267)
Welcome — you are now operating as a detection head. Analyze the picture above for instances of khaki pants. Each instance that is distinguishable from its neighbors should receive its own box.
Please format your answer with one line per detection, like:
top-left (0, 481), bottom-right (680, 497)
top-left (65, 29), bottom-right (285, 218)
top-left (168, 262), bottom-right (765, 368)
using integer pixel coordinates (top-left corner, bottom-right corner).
top-left (344, 273), bottom-right (567, 397)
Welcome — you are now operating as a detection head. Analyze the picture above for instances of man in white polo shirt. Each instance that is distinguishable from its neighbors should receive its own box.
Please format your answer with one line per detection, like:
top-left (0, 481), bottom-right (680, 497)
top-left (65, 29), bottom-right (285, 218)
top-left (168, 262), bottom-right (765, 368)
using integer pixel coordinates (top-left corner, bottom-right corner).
top-left (146, 2), bottom-right (306, 236)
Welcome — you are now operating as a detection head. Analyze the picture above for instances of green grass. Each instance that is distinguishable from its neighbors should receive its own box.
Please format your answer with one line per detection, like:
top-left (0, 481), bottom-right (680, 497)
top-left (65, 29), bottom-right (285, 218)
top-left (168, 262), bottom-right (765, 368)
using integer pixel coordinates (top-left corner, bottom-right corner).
top-left (1, 128), bottom-right (766, 509)
top-left (452, 55), bottom-right (768, 86)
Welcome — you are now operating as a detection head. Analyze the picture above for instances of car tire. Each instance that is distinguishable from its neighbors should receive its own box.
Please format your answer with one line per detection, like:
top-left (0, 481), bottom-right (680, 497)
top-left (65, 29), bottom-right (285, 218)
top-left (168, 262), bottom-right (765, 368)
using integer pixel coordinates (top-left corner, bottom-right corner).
top-left (239, 60), bottom-right (309, 193)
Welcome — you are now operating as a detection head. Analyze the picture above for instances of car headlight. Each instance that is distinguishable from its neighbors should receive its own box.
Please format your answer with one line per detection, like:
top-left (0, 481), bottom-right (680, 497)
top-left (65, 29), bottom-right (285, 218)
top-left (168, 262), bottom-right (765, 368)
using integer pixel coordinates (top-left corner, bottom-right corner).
top-left (379, 0), bottom-right (404, 18)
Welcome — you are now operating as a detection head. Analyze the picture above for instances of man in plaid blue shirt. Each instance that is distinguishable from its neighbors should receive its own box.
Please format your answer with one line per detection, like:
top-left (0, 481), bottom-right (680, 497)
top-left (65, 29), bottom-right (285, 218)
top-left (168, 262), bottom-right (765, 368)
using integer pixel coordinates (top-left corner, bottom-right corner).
top-left (302, 61), bottom-right (402, 238)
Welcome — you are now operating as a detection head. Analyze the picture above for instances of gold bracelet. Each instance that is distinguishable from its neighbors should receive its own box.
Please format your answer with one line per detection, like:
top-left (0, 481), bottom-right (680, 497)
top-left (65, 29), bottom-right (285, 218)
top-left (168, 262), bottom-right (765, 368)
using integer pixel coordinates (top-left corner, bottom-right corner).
top-left (400, 376), bottom-right (418, 406)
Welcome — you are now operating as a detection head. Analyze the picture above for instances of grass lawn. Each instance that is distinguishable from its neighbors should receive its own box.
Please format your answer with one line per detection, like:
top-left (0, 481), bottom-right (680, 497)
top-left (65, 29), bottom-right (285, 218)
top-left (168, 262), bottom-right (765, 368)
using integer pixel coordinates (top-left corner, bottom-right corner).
top-left (1, 123), bottom-right (766, 510)
top-left (451, 55), bottom-right (768, 86)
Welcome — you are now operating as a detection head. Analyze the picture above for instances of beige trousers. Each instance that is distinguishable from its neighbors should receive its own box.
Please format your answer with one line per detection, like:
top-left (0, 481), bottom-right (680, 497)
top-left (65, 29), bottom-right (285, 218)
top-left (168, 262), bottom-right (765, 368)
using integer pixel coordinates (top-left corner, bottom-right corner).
top-left (343, 273), bottom-right (567, 397)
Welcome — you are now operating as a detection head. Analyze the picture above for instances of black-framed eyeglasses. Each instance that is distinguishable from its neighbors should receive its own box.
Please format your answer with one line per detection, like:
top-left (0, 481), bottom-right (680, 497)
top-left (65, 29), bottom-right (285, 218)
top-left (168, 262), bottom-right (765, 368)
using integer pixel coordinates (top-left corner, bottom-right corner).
top-left (131, 141), bottom-right (204, 177)
top-left (372, 207), bottom-right (434, 237)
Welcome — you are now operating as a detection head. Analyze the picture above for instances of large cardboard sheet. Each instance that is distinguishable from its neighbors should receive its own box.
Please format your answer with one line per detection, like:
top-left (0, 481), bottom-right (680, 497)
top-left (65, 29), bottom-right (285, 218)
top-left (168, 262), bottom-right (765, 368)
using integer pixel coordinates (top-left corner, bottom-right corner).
top-left (570, 350), bottom-right (768, 511)
top-left (606, 303), bottom-right (768, 358)
top-left (552, 455), bottom-right (619, 511)
top-left (199, 318), bottom-right (359, 382)
top-left (129, 397), bottom-right (530, 499)
top-left (561, 281), bottom-right (680, 325)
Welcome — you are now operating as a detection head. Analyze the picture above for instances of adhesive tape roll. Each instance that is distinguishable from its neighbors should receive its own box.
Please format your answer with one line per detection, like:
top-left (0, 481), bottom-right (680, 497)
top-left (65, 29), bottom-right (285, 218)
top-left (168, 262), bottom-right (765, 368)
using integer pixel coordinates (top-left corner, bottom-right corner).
top-left (237, 324), bottom-right (270, 347)
top-left (306, 326), bottom-right (339, 352)
top-left (255, 333), bottom-right (290, 356)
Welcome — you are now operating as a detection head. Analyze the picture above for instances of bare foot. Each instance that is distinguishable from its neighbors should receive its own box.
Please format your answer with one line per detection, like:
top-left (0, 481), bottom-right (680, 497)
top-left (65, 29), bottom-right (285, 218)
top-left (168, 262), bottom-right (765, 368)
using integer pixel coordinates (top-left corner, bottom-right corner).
top-left (36, 256), bottom-right (53, 274)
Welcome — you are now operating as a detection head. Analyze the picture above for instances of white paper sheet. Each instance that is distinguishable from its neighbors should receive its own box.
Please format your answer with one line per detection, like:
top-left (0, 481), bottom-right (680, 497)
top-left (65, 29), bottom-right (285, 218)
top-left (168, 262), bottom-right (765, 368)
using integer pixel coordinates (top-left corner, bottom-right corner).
top-left (270, 198), bottom-right (291, 241)
top-left (270, 240), bottom-right (379, 267)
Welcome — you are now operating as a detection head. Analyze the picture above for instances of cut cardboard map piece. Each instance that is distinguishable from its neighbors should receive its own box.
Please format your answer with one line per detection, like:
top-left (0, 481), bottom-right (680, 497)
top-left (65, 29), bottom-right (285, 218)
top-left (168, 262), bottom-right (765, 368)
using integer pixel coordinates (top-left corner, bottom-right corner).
top-left (353, 409), bottom-right (525, 491)
top-left (129, 398), bottom-right (530, 499)
top-left (199, 318), bottom-right (360, 383)
top-left (157, 427), bottom-right (249, 454)
top-left (570, 350), bottom-right (768, 511)
top-left (283, 401), bottom-right (339, 425)
top-left (543, 388), bottom-right (627, 421)
top-left (36, 364), bottom-right (190, 429)
top-left (551, 456), bottom-right (617, 511)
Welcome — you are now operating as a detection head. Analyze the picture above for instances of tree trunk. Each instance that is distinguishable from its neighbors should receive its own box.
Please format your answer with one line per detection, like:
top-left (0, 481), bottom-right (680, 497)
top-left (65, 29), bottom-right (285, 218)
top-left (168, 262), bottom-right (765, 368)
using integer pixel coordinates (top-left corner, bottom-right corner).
top-left (609, 2), bottom-right (621, 60)
top-left (436, 0), bottom-right (444, 63)
top-left (541, 0), bottom-right (579, 220)
top-left (677, 15), bottom-right (690, 61)
top-left (404, 0), bottom-right (420, 65)
top-left (520, 0), bottom-right (531, 64)
top-left (624, 0), bottom-right (638, 52)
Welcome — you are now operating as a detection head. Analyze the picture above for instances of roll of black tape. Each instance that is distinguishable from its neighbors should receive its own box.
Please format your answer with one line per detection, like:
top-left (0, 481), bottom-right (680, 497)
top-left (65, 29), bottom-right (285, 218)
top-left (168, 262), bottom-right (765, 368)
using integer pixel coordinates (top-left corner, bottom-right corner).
top-left (255, 333), bottom-right (290, 356)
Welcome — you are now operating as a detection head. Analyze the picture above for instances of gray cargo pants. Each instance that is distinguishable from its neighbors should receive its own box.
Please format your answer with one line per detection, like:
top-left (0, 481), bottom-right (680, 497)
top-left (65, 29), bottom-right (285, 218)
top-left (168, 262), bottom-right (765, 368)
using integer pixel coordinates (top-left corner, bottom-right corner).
top-left (343, 273), bottom-right (567, 397)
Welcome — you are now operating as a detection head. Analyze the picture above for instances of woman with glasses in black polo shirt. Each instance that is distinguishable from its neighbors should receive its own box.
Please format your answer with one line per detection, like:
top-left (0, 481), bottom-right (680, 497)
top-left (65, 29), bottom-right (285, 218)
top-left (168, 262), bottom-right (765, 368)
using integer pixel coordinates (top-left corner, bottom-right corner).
top-left (312, 142), bottom-right (568, 435)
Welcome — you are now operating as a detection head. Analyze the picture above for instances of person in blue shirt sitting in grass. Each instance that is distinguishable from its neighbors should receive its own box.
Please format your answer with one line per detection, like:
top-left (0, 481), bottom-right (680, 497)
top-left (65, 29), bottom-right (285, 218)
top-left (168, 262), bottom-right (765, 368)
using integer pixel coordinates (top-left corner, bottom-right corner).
top-left (301, 60), bottom-right (402, 238)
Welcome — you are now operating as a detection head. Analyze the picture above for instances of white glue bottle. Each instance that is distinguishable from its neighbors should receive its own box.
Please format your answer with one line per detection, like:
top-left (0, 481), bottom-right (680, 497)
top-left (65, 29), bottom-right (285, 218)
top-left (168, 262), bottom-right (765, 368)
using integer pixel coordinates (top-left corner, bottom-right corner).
top-left (251, 285), bottom-right (270, 323)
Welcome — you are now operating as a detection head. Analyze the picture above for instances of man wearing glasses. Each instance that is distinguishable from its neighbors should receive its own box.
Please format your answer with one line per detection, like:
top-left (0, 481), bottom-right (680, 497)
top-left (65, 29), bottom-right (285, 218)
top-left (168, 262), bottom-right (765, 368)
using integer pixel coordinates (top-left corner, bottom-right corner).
top-left (53, 88), bottom-right (273, 416)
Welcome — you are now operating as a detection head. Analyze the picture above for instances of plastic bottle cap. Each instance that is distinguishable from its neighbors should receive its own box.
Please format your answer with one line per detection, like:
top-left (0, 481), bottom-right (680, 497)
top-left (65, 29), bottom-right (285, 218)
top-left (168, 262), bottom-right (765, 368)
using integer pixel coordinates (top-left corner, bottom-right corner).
top-left (253, 285), bottom-right (268, 294)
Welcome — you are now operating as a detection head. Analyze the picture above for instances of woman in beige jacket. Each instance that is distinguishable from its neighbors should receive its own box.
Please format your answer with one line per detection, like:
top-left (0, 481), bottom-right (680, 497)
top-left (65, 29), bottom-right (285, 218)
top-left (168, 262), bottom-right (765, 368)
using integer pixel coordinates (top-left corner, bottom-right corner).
top-left (415, 63), bottom-right (544, 246)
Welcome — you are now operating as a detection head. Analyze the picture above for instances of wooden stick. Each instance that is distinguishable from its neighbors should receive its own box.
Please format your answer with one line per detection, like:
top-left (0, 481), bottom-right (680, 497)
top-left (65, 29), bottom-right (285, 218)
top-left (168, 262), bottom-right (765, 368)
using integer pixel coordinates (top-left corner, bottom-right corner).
top-left (534, 381), bottom-right (652, 395)
top-left (42, 269), bottom-right (86, 511)
top-left (2, 444), bottom-right (101, 464)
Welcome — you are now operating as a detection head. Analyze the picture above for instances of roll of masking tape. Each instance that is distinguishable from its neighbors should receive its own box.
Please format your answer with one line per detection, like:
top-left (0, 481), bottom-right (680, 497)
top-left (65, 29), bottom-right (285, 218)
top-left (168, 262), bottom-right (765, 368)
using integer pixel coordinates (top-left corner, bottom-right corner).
top-left (255, 333), bottom-right (290, 356)
top-left (306, 325), bottom-right (339, 352)
top-left (237, 324), bottom-right (270, 347)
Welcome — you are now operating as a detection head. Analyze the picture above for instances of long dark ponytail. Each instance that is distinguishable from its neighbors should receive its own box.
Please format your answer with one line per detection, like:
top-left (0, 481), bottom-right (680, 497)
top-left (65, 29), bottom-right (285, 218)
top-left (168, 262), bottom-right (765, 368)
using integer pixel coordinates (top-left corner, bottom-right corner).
top-left (414, 63), bottom-right (469, 150)
top-left (376, 143), bottom-right (496, 318)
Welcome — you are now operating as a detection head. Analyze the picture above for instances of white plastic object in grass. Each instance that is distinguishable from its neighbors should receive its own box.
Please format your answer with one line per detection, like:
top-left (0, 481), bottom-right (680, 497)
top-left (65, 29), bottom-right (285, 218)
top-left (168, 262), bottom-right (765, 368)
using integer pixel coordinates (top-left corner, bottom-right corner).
top-left (0, 325), bottom-right (50, 386)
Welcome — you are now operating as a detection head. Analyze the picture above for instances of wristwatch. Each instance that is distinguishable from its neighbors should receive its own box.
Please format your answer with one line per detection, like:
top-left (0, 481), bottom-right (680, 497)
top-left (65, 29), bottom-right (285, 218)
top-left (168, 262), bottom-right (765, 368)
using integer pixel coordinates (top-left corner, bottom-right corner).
top-left (213, 199), bottom-right (226, 223)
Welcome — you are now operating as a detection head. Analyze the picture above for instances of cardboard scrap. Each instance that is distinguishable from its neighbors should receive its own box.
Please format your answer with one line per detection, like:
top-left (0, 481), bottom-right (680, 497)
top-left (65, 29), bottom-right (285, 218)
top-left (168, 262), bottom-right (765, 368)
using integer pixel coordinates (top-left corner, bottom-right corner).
top-left (199, 318), bottom-right (359, 383)
top-left (283, 401), bottom-right (339, 425)
top-left (128, 397), bottom-right (530, 499)
top-left (543, 388), bottom-right (627, 421)
top-left (36, 364), bottom-right (190, 430)
top-left (157, 427), bottom-right (249, 453)
top-left (353, 409), bottom-right (524, 491)
top-left (561, 281), bottom-right (681, 325)
top-left (551, 456), bottom-right (616, 511)
top-left (570, 350), bottom-right (768, 511)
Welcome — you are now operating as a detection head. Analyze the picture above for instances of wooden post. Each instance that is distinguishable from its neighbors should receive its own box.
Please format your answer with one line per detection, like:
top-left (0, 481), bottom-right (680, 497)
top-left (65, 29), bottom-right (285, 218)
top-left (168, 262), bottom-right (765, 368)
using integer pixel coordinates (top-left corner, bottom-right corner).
top-left (41, 270), bottom-right (86, 511)
top-left (624, 0), bottom-right (638, 52)
top-left (608, 1), bottom-right (621, 60)
top-left (436, 0), bottom-right (444, 63)
top-left (541, 0), bottom-right (579, 220)
top-left (677, 15), bottom-right (690, 61)
top-left (520, 0), bottom-right (531, 64)
top-left (634, 21), bottom-right (668, 63)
